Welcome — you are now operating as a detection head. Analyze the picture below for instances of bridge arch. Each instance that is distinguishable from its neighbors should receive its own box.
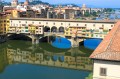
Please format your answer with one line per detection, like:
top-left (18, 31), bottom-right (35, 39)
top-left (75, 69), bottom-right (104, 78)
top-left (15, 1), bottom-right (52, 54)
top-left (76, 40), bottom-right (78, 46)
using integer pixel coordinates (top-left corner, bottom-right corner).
top-left (51, 26), bottom-right (57, 32)
top-left (44, 26), bottom-right (50, 32)
top-left (59, 26), bottom-right (64, 32)
top-left (7, 34), bottom-right (32, 41)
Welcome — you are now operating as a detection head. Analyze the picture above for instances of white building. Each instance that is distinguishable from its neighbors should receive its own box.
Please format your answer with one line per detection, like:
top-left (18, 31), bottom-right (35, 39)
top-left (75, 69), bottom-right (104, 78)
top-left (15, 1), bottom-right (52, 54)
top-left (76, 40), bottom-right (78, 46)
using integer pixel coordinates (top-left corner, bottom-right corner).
top-left (31, 4), bottom-right (49, 12)
top-left (90, 21), bottom-right (120, 79)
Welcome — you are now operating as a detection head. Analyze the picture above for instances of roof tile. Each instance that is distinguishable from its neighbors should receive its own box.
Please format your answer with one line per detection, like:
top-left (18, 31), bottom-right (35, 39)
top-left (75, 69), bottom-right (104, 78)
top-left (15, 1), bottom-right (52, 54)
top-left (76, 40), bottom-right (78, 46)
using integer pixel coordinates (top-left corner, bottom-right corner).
top-left (90, 21), bottom-right (120, 61)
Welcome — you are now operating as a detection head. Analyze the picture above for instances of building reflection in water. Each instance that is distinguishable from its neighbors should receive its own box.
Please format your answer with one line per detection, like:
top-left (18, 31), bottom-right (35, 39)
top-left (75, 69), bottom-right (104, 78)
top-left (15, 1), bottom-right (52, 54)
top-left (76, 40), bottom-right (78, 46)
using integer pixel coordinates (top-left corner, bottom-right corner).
top-left (6, 46), bottom-right (92, 71)
top-left (0, 40), bottom-right (93, 73)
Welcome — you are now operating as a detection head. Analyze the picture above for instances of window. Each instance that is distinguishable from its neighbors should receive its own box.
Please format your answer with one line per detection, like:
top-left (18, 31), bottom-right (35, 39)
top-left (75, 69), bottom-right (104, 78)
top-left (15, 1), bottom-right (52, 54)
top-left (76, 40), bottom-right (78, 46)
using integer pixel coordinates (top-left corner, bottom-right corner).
top-left (96, 35), bottom-right (98, 37)
top-left (86, 34), bottom-right (89, 36)
top-left (4, 20), bottom-right (6, 22)
top-left (111, 25), bottom-right (113, 27)
top-left (109, 29), bottom-right (111, 31)
top-left (100, 68), bottom-right (107, 76)
top-left (25, 27), bottom-right (28, 29)
top-left (102, 24), bottom-right (104, 27)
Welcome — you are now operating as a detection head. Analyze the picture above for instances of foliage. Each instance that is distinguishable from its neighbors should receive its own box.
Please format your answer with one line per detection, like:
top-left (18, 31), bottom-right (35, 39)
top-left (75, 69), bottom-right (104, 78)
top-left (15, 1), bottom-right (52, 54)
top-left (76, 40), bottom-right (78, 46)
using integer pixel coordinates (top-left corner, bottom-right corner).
top-left (29, 1), bottom-right (50, 5)
top-left (91, 12), bottom-right (97, 16)
top-left (103, 8), bottom-right (113, 12)
top-left (85, 73), bottom-right (93, 79)
top-left (84, 12), bottom-right (90, 17)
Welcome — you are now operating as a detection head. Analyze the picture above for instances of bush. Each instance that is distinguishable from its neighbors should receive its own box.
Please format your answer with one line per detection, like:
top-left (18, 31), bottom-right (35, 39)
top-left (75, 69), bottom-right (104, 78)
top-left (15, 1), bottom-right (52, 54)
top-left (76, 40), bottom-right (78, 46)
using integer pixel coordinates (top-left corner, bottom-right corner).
top-left (85, 73), bottom-right (93, 79)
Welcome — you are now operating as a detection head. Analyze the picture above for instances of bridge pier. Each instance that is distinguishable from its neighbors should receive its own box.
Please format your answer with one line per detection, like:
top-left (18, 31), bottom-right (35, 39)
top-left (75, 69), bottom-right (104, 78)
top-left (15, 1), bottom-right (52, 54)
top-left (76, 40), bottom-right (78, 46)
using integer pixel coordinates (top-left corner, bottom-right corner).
top-left (68, 37), bottom-right (84, 47)
top-left (32, 35), bottom-right (39, 44)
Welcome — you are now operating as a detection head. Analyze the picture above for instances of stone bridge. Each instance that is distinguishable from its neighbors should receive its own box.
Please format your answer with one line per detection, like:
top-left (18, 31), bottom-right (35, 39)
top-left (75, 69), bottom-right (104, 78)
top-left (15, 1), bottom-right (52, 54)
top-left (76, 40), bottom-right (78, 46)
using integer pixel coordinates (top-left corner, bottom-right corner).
top-left (7, 32), bottom-right (85, 47)
top-left (7, 33), bottom-right (42, 44)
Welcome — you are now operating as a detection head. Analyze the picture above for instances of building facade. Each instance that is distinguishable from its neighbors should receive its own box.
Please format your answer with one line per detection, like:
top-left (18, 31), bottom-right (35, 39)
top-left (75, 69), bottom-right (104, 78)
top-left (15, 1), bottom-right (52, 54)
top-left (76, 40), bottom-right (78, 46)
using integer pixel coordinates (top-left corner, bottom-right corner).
top-left (0, 13), bottom-right (10, 34)
top-left (9, 18), bottom-right (115, 39)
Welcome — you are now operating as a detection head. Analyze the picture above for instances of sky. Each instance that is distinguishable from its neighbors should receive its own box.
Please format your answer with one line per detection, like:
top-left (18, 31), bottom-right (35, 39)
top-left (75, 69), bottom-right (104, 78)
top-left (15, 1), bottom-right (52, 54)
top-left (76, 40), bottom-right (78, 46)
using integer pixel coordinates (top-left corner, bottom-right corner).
top-left (4, 0), bottom-right (120, 8)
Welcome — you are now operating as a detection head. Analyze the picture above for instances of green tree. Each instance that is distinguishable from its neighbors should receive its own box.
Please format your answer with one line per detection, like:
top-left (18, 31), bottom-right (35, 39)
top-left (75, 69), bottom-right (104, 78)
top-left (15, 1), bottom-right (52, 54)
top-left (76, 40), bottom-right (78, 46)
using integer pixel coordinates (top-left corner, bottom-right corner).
top-left (92, 12), bottom-right (97, 16)
top-left (85, 73), bottom-right (93, 79)
top-left (103, 8), bottom-right (113, 12)
top-left (84, 12), bottom-right (90, 17)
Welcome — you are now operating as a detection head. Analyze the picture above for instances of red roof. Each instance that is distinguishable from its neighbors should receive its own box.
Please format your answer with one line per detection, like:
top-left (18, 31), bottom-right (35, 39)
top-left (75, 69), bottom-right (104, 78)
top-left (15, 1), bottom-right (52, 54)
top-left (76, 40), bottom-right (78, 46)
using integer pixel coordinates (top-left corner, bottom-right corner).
top-left (90, 21), bottom-right (120, 61)
top-left (5, 10), bottom-right (12, 13)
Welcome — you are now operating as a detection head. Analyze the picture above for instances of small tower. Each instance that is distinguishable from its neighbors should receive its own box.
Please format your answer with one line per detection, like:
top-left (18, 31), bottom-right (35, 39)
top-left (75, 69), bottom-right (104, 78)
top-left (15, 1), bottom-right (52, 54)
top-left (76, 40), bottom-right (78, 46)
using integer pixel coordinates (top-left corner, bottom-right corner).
top-left (82, 4), bottom-right (86, 8)
top-left (11, 0), bottom-right (18, 7)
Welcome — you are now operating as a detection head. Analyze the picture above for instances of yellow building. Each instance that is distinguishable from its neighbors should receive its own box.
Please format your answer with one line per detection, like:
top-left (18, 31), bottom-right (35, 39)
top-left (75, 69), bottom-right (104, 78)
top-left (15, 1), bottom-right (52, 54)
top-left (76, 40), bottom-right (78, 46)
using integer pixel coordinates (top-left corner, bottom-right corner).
top-left (64, 26), bottom-right (109, 38)
top-left (28, 24), bottom-right (36, 34)
top-left (64, 26), bottom-right (89, 37)
top-left (28, 24), bottom-right (44, 35)
top-left (0, 13), bottom-right (10, 34)
top-left (11, 9), bottom-right (19, 18)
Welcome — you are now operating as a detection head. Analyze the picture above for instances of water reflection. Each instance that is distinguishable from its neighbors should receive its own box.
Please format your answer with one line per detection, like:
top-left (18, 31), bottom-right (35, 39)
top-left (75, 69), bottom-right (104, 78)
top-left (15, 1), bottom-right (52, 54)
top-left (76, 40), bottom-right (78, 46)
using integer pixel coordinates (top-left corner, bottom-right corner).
top-left (0, 40), bottom-right (92, 79)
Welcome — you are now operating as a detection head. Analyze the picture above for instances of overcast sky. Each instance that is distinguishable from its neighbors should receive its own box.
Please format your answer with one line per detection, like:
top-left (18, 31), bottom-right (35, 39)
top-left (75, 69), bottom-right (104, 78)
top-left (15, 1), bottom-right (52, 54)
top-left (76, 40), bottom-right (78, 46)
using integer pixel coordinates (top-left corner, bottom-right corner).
top-left (5, 0), bottom-right (120, 8)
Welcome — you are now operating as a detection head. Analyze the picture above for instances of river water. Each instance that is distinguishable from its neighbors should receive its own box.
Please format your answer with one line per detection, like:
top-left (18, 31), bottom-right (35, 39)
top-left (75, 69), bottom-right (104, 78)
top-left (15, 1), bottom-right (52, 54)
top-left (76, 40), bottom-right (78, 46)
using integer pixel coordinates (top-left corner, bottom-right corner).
top-left (0, 40), bottom-right (93, 79)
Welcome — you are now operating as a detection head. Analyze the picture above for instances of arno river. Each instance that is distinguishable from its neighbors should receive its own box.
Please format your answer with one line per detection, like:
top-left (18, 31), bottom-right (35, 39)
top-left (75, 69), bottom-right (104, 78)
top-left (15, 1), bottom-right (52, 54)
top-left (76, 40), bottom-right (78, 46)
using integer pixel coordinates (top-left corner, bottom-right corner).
top-left (0, 40), bottom-right (93, 79)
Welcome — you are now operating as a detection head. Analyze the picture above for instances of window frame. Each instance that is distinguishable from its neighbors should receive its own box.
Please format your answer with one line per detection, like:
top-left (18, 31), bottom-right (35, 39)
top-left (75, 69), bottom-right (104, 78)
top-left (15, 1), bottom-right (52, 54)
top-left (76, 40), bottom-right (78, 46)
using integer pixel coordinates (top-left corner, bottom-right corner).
top-left (100, 67), bottom-right (107, 76)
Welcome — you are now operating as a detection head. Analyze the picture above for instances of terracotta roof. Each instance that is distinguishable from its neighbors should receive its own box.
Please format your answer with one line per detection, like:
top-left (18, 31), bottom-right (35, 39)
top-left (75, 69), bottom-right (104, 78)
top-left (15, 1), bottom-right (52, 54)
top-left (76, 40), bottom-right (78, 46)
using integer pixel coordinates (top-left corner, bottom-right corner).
top-left (13, 9), bottom-right (24, 12)
top-left (90, 21), bottom-right (120, 61)
top-left (5, 10), bottom-right (12, 13)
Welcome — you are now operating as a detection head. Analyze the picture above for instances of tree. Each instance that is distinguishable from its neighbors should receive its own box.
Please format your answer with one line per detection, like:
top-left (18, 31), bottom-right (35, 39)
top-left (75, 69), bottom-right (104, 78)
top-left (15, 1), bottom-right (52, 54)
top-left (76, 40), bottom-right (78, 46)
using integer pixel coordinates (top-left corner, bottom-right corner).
top-left (103, 8), bottom-right (113, 12)
top-left (92, 12), bottom-right (97, 17)
top-left (85, 73), bottom-right (93, 79)
top-left (84, 12), bottom-right (90, 17)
